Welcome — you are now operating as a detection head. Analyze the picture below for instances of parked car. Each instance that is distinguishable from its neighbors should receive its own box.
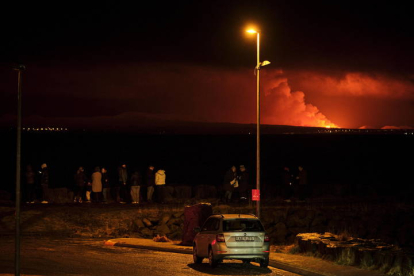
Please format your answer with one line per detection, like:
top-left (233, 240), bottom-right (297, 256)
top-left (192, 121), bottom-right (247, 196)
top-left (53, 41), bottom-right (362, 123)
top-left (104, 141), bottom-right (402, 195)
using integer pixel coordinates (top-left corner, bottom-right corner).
top-left (192, 214), bottom-right (270, 268)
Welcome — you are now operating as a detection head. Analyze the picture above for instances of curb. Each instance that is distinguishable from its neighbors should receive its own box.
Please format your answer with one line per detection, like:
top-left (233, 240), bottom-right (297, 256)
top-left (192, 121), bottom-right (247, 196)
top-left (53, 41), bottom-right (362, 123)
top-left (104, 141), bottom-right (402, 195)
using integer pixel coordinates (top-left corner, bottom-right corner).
top-left (105, 240), bottom-right (325, 276)
top-left (106, 240), bottom-right (193, 255)
top-left (269, 260), bottom-right (325, 276)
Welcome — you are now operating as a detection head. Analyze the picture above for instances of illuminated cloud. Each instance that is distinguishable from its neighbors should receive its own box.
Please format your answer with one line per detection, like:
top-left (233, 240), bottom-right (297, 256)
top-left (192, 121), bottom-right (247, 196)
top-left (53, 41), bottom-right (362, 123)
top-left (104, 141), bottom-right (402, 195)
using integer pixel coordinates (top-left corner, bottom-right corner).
top-left (287, 71), bottom-right (414, 99)
top-left (1, 63), bottom-right (412, 130)
top-left (284, 70), bottom-right (414, 129)
top-left (381, 126), bottom-right (413, 130)
top-left (261, 71), bottom-right (338, 128)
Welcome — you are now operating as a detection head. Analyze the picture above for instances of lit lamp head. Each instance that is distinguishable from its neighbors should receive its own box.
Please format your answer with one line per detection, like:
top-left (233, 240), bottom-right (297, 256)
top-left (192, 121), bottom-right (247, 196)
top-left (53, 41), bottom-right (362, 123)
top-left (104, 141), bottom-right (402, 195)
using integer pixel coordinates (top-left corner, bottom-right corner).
top-left (246, 29), bottom-right (258, 34)
top-left (261, 60), bottom-right (271, 67)
top-left (256, 60), bottom-right (271, 70)
top-left (13, 64), bottom-right (26, 71)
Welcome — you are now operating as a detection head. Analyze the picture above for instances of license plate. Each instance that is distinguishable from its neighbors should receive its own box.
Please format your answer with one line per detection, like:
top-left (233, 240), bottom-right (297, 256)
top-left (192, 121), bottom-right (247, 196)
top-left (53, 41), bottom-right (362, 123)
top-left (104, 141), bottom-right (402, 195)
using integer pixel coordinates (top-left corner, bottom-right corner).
top-left (235, 236), bottom-right (255, 241)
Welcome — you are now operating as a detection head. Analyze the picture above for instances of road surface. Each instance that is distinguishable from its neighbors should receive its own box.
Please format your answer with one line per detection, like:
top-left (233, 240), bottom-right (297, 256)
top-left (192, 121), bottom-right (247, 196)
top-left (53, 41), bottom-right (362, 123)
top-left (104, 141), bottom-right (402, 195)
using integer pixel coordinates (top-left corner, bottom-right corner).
top-left (0, 236), bottom-right (301, 276)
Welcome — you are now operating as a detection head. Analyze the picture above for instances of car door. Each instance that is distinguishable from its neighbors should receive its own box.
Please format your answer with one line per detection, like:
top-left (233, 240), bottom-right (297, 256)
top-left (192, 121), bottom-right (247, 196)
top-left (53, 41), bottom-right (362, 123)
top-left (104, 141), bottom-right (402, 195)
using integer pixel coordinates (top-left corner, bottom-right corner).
top-left (204, 218), bottom-right (220, 249)
top-left (198, 218), bottom-right (214, 257)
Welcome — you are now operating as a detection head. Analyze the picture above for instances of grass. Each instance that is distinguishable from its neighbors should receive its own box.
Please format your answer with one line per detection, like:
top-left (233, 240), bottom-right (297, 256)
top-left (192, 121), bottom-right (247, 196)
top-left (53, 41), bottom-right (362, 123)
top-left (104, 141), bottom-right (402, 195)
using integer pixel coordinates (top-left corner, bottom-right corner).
top-left (271, 244), bottom-right (299, 254)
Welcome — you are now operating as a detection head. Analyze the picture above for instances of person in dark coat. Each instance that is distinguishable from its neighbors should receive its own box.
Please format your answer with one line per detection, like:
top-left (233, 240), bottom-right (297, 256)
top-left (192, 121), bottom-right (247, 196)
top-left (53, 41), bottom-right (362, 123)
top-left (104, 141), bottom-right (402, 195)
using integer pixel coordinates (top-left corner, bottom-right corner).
top-left (101, 167), bottom-right (110, 203)
top-left (281, 166), bottom-right (293, 199)
top-left (238, 165), bottom-right (249, 203)
top-left (74, 166), bottom-right (87, 203)
top-left (146, 165), bottom-right (155, 203)
top-left (118, 164), bottom-right (128, 203)
top-left (223, 166), bottom-right (237, 203)
top-left (130, 168), bottom-right (141, 204)
top-left (295, 165), bottom-right (308, 200)
top-left (39, 163), bottom-right (49, 204)
top-left (25, 165), bottom-right (36, 203)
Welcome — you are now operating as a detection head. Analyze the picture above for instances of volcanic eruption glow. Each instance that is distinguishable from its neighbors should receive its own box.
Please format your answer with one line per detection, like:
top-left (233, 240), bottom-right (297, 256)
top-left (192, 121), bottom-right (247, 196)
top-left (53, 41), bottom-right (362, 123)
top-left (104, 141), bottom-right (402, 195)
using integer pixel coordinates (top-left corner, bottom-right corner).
top-left (262, 70), bottom-right (340, 128)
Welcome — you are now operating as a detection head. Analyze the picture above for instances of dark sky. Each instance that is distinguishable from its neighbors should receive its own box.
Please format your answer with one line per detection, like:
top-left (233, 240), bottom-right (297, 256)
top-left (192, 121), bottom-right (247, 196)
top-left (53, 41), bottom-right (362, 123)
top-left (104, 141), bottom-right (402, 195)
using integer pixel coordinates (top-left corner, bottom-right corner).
top-left (1, 1), bottom-right (413, 129)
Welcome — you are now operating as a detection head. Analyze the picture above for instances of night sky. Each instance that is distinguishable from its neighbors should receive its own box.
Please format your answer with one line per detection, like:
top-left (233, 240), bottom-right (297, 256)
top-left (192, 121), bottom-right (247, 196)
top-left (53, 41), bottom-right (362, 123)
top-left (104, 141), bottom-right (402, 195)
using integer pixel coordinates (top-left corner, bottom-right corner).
top-left (1, 1), bottom-right (413, 129)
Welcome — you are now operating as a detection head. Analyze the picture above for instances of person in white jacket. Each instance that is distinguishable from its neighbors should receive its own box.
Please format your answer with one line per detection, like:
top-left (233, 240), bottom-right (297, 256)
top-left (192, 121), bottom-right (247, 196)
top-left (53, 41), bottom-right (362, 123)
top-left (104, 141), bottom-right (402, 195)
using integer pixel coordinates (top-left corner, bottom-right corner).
top-left (155, 169), bottom-right (166, 203)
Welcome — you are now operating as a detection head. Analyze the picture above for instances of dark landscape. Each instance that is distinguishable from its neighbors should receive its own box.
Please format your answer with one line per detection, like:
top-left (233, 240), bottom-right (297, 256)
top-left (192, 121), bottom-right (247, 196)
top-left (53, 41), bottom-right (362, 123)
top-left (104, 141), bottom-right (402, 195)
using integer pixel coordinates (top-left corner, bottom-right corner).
top-left (1, 125), bottom-right (413, 200)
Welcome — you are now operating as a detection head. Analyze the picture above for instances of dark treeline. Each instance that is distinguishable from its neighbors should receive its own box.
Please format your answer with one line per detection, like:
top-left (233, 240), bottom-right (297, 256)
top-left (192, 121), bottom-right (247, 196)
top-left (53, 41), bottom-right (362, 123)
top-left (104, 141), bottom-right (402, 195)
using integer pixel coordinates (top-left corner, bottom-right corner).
top-left (1, 130), bottom-right (413, 200)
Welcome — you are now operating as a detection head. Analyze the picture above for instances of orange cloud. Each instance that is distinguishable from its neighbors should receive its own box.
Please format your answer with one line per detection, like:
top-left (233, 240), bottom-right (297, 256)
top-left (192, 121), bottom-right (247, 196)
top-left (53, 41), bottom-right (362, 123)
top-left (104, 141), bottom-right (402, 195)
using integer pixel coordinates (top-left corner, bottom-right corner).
top-left (283, 70), bottom-right (414, 128)
top-left (286, 71), bottom-right (414, 99)
top-left (3, 63), bottom-right (412, 130)
top-left (381, 125), bottom-right (413, 130)
top-left (261, 71), bottom-right (338, 128)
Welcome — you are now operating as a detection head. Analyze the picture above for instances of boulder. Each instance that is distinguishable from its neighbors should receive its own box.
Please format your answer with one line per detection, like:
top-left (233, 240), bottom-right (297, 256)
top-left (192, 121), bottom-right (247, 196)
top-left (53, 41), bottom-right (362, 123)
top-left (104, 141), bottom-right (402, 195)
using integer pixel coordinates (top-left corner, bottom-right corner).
top-left (271, 210), bottom-right (287, 224)
top-left (173, 211), bottom-right (184, 218)
top-left (167, 217), bottom-right (182, 226)
top-left (142, 218), bottom-right (152, 227)
top-left (134, 219), bottom-right (145, 229)
top-left (286, 214), bottom-right (307, 228)
top-left (160, 214), bottom-right (171, 225)
top-left (272, 222), bottom-right (288, 244)
top-left (140, 228), bottom-right (154, 238)
top-left (156, 224), bottom-right (171, 235)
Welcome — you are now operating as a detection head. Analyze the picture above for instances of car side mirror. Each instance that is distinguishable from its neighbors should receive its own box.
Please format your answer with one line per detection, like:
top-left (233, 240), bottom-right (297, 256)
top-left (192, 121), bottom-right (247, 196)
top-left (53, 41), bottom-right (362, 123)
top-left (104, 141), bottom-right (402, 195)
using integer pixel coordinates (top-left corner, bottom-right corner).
top-left (194, 227), bottom-right (201, 233)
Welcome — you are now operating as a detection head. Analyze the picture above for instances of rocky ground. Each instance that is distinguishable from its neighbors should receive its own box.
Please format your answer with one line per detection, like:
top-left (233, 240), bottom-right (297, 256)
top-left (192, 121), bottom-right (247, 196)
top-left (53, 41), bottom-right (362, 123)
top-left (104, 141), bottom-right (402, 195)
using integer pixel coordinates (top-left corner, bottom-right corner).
top-left (296, 232), bottom-right (414, 276)
top-left (1, 198), bottom-right (414, 275)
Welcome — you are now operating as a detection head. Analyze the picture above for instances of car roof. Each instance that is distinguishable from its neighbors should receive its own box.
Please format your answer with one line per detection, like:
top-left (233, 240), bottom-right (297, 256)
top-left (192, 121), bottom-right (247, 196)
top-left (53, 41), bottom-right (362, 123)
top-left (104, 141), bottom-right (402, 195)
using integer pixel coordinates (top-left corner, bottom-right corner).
top-left (209, 214), bottom-right (259, 220)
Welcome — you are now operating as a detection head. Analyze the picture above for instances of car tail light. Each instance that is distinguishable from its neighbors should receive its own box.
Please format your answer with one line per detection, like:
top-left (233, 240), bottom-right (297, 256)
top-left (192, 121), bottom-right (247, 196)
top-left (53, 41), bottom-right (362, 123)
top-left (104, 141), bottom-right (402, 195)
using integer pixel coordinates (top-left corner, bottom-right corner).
top-left (264, 235), bottom-right (270, 242)
top-left (216, 234), bottom-right (225, 242)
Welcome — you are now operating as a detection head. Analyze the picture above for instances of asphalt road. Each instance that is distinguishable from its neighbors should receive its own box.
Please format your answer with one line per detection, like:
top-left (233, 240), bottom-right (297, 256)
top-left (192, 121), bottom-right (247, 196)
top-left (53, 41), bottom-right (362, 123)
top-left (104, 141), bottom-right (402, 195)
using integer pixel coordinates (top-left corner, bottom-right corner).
top-left (0, 236), bottom-right (301, 276)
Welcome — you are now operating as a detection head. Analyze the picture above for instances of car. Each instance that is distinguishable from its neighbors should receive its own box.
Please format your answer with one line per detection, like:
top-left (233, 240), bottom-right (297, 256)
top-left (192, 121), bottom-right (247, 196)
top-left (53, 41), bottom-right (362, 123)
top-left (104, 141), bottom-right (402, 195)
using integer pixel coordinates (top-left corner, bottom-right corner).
top-left (192, 214), bottom-right (270, 268)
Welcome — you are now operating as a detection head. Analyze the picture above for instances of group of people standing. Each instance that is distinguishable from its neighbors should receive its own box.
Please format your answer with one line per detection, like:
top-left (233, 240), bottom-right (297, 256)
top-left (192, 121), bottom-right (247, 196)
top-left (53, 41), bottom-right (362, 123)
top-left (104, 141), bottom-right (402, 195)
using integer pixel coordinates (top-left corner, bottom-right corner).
top-left (24, 163), bottom-right (49, 203)
top-left (23, 162), bottom-right (308, 204)
top-left (221, 164), bottom-right (309, 203)
top-left (222, 165), bottom-right (251, 203)
top-left (73, 164), bottom-right (167, 204)
top-left (281, 165), bottom-right (308, 200)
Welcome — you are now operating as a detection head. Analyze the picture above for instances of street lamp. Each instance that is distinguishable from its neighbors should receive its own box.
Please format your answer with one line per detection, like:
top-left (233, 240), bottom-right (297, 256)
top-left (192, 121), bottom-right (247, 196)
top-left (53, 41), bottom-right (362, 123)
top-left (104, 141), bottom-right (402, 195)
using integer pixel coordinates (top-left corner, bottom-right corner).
top-left (246, 28), bottom-right (270, 219)
top-left (13, 63), bottom-right (25, 276)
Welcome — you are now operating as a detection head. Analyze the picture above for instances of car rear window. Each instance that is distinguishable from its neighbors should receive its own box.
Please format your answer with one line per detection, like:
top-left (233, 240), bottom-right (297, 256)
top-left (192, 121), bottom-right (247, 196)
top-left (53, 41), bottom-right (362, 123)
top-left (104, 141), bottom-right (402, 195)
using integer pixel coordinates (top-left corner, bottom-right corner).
top-left (223, 219), bottom-right (264, 232)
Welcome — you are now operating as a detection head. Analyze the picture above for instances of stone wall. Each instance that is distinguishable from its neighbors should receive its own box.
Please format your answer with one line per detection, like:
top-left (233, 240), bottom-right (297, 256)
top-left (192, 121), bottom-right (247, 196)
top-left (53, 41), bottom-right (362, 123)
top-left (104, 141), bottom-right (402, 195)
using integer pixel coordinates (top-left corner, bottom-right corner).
top-left (296, 233), bottom-right (414, 276)
top-left (1, 201), bottom-right (413, 250)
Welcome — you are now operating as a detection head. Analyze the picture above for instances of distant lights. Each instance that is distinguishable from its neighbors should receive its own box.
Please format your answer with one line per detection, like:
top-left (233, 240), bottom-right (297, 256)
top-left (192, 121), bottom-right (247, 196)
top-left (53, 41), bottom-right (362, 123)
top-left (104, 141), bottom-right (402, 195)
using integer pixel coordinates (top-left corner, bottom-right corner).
top-left (22, 127), bottom-right (68, 132)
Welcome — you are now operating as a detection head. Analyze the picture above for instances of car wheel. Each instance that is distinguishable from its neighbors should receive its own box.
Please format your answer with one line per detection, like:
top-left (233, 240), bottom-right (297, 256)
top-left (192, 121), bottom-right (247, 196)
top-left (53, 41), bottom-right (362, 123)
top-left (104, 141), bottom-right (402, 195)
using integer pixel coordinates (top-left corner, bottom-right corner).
top-left (193, 244), bottom-right (203, 264)
top-left (260, 257), bottom-right (269, 268)
top-left (208, 248), bottom-right (218, 268)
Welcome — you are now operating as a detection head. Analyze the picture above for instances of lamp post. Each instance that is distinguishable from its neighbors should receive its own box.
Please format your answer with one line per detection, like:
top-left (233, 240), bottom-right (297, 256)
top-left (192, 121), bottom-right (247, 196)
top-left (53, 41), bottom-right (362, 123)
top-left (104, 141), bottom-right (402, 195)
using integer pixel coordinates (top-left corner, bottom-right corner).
top-left (13, 64), bottom-right (25, 276)
top-left (246, 29), bottom-right (270, 219)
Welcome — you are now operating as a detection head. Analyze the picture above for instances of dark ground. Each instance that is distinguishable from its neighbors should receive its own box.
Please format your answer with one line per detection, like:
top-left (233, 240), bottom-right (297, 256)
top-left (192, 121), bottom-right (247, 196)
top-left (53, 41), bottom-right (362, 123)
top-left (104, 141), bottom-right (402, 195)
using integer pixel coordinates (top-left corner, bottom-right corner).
top-left (0, 235), bottom-right (300, 276)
